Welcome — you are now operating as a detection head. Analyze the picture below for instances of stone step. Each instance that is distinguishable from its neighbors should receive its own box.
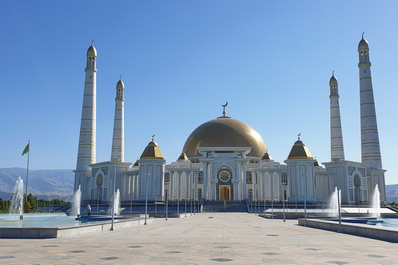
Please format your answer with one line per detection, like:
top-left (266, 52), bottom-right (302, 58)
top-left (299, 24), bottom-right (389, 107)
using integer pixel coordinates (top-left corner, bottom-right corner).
top-left (203, 201), bottom-right (248, 212)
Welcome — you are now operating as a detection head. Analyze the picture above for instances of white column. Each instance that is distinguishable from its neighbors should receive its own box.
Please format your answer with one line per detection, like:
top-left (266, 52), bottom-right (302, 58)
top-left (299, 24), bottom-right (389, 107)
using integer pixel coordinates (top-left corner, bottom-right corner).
top-left (169, 171), bottom-right (174, 201)
top-left (211, 163), bottom-right (216, 201)
top-left (185, 171), bottom-right (190, 201)
top-left (235, 161), bottom-right (240, 200)
top-left (262, 172), bottom-right (266, 201)
top-left (75, 43), bottom-right (97, 195)
top-left (358, 37), bottom-right (382, 169)
top-left (330, 74), bottom-right (345, 161)
top-left (177, 172), bottom-right (182, 201)
top-left (135, 173), bottom-right (139, 200)
top-left (194, 171), bottom-right (198, 201)
top-left (270, 171), bottom-right (274, 202)
top-left (111, 79), bottom-right (124, 162)
top-left (242, 163), bottom-right (248, 199)
top-left (202, 162), bottom-right (208, 200)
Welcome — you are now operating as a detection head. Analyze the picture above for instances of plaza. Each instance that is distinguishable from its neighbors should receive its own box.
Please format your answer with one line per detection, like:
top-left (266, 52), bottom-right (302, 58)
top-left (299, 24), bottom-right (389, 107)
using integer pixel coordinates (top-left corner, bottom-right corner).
top-left (0, 213), bottom-right (396, 264)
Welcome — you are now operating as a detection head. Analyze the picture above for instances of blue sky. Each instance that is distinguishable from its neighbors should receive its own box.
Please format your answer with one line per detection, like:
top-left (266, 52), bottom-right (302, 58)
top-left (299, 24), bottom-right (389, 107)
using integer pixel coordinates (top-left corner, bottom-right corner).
top-left (0, 1), bottom-right (397, 184)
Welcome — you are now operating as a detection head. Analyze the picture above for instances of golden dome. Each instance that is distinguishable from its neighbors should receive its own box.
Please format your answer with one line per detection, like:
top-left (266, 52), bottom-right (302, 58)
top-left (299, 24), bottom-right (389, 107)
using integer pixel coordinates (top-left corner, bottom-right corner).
top-left (177, 152), bottom-right (189, 161)
top-left (329, 74), bottom-right (338, 86)
top-left (358, 37), bottom-right (369, 51)
top-left (182, 117), bottom-right (267, 158)
top-left (140, 141), bottom-right (164, 160)
top-left (262, 152), bottom-right (273, 161)
top-left (116, 79), bottom-right (124, 89)
top-left (287, 140), bottom-right (313, 160)
top-left (87, 44), bottom-right (97, 57)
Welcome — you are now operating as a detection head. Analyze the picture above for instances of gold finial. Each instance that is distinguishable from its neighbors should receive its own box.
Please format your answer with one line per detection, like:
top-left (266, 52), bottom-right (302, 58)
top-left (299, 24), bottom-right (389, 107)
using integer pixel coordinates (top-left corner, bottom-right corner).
top-left (152, 134), bottom-right (155, 142)
top-left (362, 32), bottom-right (364, 39)
top-left (91, 39), bottom-right (94, 46)
top-left (332, 70), bottom-right (334, 76)
top-left (298, 133), bottom-right (301, 141)
top-left (120, 74), bottom-right (122, 81)
top-left (221, 101), bottom-right (228, 117)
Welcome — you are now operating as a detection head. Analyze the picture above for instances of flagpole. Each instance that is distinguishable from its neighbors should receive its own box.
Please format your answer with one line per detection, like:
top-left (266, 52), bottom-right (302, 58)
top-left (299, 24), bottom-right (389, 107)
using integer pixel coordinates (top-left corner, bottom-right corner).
top-left (25, 140), bottom-right (30, 202)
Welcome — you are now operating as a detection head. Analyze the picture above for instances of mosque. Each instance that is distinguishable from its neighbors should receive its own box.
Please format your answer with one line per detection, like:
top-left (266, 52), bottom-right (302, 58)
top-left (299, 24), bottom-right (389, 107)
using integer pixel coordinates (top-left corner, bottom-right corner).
top-left (74, 36), bottom-right (386, 209)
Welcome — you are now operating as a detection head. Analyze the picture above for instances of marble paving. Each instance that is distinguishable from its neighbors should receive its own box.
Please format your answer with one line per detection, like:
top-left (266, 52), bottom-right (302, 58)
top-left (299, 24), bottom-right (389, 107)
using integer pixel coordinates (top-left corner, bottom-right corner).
top-left (0, 213), bottom-right (397, 264)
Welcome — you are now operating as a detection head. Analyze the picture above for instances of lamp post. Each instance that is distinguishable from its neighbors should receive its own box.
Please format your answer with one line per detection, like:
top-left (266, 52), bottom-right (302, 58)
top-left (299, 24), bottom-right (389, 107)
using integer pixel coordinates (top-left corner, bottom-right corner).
top-left (110, 164), bottom-right (117, 231)
top-left (271, 173), bottom-right (274, 220)
top-left (304, 174), bottom-right (307, 227)
top-left (130, 175), bottom-right (133, 214)
top-left (185, 173), bottom-right (187, 217)
top-left (282, 189), bottom-right (286, 222)
top-left (190, 173), bottom-right (193, 215)
top-left (145, 172), bottom-right (150, 225)
top-left (165, 189), bottom-right (168, 221)
top-left (337, 189), bottom-right (342, 233)
top-left (193, 173), bottom-right (196, 215)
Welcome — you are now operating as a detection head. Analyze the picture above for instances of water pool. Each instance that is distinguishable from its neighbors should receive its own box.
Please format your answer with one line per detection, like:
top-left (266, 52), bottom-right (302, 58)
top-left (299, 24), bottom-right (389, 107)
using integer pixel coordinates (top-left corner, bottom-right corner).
top-left (372, 218), bottom-right (398, 229)
top-left (0, 213), bottom-right (81, 228)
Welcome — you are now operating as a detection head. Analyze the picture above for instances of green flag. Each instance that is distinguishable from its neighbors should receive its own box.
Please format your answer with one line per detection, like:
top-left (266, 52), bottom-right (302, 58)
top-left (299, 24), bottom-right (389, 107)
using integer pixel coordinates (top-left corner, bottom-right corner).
top-left (22, 143), bottom-right (30, 156)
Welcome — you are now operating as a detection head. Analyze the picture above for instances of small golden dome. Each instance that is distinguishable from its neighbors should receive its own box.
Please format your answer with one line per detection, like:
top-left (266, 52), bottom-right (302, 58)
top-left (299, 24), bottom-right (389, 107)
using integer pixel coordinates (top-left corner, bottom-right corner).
top-left (177, 152), bottom-right (189, 161)
top-left (287, 140), bottom-right (313, 160)
top-left (140, 141), bottom-right (164, 160)
top-left (329, 74), bottom-right (338, 86)
top-left (262, 152), bottom-right (273, 161)
top-left (87, 44), bottom-right (97, 57)
top-left (358, 37), bottom-right (369, 51)
top-left (116, 79), bottom-right (124, 89)
top-left (182, 117), bottom-right (267, 158)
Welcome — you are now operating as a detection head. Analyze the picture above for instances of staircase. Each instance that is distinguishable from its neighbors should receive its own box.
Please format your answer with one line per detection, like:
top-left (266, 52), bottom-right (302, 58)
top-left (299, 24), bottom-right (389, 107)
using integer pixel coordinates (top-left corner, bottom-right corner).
top-left (202, 200), bottom-right (247, 212)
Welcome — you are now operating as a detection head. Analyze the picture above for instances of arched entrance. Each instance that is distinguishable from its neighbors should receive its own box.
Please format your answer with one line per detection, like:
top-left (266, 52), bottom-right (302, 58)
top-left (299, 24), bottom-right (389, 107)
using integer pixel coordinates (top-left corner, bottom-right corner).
top-left (216, 166), bottom-right (233, 200)
top-left (220, 186), bottom-right (230, 200)
top-left (354, 174), bottom-right (361, 204)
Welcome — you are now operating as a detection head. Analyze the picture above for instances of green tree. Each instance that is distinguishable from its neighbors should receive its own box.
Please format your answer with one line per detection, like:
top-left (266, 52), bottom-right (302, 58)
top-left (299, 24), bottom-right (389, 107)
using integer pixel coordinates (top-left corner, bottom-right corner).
top-left (24, 201), bottom-right (33, 213)
top-left (26, 194), bottom-right (38, 211)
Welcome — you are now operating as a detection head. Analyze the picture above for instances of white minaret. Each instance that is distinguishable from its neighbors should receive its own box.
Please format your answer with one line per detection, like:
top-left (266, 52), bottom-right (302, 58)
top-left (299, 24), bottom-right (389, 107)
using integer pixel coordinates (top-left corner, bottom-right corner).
top-left (111, 77), bottom-right (125, 162)
top-left (358, 35), bottom-right (386, 203)
top-left (329, 72), bottom-right (345, 161)
top-left (74, 42), bottom-right (97, 195)
top-left (358, 35), bottom-right (382, 169)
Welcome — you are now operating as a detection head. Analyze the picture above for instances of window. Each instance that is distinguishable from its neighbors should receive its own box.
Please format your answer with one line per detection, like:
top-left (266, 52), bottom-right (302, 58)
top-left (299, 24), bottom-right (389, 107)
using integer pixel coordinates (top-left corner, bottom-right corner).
top-left (246, 172), bottom-right (252, 184)
top-left (281, 173), bottom-right (288, 185)
top-left (164, 172), bottom-right (170, 183)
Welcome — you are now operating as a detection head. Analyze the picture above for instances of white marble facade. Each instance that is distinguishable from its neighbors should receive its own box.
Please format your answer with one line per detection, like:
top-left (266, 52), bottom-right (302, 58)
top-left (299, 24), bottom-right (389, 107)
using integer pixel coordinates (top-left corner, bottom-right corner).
top-left (75, 37), bottom-right (387, 206)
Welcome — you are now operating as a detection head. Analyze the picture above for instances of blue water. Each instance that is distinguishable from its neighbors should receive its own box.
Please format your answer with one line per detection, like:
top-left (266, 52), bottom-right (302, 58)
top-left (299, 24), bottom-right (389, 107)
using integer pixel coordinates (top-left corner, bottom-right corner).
top-left (374, 218), bottom-right (398, 229)
top-left (0, 213), bottom-right (81, 228)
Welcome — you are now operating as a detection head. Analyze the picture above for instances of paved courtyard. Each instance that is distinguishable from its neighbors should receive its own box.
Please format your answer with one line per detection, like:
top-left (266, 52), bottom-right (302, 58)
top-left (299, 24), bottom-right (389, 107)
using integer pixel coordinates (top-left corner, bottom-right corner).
top-left (0, 213), bottom-right (397, 264)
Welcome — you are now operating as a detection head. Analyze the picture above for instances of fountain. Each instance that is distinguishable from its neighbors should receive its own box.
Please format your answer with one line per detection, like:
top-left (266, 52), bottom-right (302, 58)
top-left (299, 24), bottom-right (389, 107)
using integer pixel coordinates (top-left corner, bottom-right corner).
top-left (371, 184), bottom-right (381, 218)
top-left (9, 176), bottom-right (24, 220)
top-left (367, 184), bottom-right (383, 225)
top-left (113, 189), bottom-right (120, 215)
top-left (328, 187), bottom-right (339, 217)
top-left (70, 185), bottom-right (81, 217)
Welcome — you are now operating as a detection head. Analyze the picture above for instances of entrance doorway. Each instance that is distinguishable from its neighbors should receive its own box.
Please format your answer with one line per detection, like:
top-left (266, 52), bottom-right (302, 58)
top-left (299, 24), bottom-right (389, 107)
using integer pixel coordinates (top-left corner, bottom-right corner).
top-left (220, 186), bottom-right (230, 200)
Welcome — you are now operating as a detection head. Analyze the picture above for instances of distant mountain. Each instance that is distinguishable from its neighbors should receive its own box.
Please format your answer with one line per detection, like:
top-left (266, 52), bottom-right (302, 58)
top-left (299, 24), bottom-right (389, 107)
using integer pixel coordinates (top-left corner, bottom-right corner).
top-left (386, 184), bottom-right (398, 203)
top-left (0, 168), bottom-right (74, 201)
